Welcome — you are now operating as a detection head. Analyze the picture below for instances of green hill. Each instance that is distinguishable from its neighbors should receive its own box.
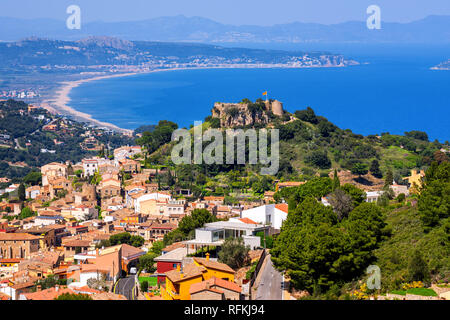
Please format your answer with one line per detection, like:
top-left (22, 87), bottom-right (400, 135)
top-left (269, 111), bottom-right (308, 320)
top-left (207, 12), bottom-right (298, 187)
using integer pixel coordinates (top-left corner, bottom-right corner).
top-left (138, 99), bottom-right (448, 198)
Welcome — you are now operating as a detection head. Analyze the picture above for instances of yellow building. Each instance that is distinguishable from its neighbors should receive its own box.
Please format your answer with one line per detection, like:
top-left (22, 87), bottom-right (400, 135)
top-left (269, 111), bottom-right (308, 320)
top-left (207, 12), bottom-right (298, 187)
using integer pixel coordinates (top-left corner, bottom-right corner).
top-left (162, 253), bottom-right (236, 300)
top-left (192, 256), bottom-right (235, 282)
top-left (162, 264), bottom-right (205, 300)
top-left (403, 169), bottom-right (425, 194)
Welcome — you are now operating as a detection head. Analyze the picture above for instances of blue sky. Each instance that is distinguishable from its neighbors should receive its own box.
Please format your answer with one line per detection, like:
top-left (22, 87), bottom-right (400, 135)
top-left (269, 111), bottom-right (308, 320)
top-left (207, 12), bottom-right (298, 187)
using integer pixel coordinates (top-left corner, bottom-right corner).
top-left (0, 0), bottom-right (449, 25)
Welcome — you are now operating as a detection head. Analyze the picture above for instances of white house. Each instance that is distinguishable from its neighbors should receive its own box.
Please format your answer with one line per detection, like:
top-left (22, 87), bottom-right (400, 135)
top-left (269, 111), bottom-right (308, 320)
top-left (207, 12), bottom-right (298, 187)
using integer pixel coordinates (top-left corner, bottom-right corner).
top-left (125, 186), bottom-right (147, 207)
top-left (82, 157), bottom-right (114, 177)
top-left (5, 184), bottom-right (19, 193)
top-left (61, 205), bottom-right (98, 221)
top-left (34, 215), bottom-right (65, 227)
top-left (241, 204), bottom-right (288, 230)
top-left (184, 220), bottom-right (268, 250)
top-left (366, 191), bottom-right (384, 203)
top-left (25, 186), bottom-right (41, 199)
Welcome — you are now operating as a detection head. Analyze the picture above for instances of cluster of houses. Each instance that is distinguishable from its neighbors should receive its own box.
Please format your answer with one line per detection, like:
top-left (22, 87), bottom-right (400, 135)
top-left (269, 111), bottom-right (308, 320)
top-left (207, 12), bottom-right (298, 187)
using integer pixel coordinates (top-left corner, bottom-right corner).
top-left (0, 141), bottom-right (427, 300)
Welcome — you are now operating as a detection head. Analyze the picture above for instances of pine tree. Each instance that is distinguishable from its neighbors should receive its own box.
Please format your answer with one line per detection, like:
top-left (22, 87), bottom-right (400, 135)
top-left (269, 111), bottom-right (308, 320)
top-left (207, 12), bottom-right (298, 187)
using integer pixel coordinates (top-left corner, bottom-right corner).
top-left (370, 159), bottom-right (383, 178)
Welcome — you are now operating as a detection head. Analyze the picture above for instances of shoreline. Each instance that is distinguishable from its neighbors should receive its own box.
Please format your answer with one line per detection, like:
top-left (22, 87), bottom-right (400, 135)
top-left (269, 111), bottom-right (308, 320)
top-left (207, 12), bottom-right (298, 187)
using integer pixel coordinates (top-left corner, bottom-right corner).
top-left (40, 64), bottom-right (351, 134)
top-left (41, 72), bottom-right (140, 135)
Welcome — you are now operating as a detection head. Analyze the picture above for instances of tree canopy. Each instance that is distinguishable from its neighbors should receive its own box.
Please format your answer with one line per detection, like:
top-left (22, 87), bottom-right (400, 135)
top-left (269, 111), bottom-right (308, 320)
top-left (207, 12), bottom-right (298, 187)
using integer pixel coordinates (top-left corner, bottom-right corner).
top-left (418, 161), bottom-right (450, 230)
top-left (271, 196), bottom-right (386, 294)
top-left (218, 237), bottom-right (250, 269)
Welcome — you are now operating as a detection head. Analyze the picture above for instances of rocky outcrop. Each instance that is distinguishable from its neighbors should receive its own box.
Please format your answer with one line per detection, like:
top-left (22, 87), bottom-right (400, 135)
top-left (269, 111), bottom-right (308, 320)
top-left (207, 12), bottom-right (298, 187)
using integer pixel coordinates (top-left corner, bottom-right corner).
top-left (212, 99), bottom-right (284, 128)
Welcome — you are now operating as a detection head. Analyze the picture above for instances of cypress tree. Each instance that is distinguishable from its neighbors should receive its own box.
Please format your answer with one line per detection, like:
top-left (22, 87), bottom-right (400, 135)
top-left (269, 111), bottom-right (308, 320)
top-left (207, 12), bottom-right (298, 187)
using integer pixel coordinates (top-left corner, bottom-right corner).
top-left (18, 183), bottom-right (26, 201)
top-left (332, 168), bottom-right (340, 191)
top-left (385, 169), bottom-right (394, 187)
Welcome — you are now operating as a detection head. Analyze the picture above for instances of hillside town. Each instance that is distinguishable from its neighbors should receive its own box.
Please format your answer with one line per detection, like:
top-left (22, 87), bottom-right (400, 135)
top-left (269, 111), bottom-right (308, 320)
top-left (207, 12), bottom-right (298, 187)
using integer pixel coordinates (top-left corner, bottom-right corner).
top-left (1, 140), bottom-right (447, 301)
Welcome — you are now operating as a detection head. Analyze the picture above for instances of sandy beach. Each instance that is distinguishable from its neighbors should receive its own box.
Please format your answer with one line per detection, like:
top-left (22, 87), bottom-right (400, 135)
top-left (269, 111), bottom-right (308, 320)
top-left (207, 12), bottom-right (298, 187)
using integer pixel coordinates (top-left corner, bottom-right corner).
top-left (41, 72), bottom-right (140, 135)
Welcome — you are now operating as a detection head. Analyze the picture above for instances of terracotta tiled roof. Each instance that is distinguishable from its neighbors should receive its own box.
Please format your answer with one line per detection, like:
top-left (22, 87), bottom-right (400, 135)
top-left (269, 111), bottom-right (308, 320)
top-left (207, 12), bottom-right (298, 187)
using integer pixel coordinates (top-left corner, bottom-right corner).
top-left (165, 264), bottom-right (206, 283)
top-left (238, 217), bottom-right (258, 224)
top-left (275, 203), bottom-right (288, 213)
top-left (193, 257), bottom-right (235, 274)
top-left (63, 240), bottom-right (91, 247)
top-left (190, 284), bottom-right (223, 295)
top-left (72, 286), bottom-right (102, 294)
top-left (189, 277), bottom-right (241, 294)
top-left (148, 223), bottom-right (176, 230)
top-left (22, 287), bottom-right (75, 300)
top-left (11, 280), bottom-right (39, 290)
top-left (162, 242), bottom-right (185, 253)
top-left (91, 292), bottom-right (127, 300)
top-left (118, 244), bottom-right (145, 258)
top-left (0, 258), bottom-right (22, 264)
top-left (29, 251), bottom-right (62, 266)
top-left (0, 233), bottom-right (39, 241)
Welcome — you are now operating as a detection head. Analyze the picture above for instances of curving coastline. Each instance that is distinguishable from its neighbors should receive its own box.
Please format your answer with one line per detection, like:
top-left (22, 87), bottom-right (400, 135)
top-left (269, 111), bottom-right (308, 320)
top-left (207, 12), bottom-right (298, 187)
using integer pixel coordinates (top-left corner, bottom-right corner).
top-left (41, 72), bottom-right (139, 135)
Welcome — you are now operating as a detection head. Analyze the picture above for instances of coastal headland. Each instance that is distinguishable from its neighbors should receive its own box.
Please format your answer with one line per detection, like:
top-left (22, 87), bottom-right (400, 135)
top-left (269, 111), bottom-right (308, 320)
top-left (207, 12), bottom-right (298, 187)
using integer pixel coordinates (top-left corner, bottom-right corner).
top-left (40, 64), bottom-right (352, 134)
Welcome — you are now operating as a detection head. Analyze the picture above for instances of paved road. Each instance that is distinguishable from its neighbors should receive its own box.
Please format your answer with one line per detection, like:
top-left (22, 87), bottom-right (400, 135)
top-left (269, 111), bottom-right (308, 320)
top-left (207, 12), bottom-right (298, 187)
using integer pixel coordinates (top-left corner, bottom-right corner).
top-left (255, 255), bottom-right (283, 300)
top-left (114, 276), bottom-right (137, 300)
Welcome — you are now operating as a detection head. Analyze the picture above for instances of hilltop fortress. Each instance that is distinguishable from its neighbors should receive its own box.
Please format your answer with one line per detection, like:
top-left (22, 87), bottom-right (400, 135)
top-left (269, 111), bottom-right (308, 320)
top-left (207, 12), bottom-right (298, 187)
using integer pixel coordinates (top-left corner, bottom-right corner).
top-left (212, 99), bottom-right (284, 127)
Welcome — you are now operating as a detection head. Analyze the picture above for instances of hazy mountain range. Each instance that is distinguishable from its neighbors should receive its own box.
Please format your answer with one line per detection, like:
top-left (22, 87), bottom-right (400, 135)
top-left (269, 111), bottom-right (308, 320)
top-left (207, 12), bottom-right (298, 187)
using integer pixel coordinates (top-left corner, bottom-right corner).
top-left (0, 15), bottom-right (449, 43)
top-left (0, 37), bottom-right (356, 73)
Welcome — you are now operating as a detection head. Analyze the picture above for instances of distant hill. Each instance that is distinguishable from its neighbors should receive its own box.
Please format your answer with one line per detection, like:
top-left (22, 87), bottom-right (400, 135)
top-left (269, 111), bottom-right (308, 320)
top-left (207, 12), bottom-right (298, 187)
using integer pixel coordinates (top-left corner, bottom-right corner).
top-left (0, 37), bottom-right (355, 71)
top-left (0, 15), bottom-right (449, 43)
top-left (431, 59), bottom-right (450, 70)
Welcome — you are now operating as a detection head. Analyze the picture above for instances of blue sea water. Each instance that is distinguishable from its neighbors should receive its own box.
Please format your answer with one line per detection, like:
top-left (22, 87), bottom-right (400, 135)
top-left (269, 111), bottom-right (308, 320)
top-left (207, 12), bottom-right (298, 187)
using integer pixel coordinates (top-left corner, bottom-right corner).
top-left (69, 44), bottom-right (450, 141)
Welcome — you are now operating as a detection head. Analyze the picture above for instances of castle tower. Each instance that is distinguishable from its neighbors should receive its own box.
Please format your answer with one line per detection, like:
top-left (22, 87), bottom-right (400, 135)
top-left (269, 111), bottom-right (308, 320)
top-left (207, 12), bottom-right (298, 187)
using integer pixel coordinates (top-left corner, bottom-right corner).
top-left (271, 100), bottom-right (283, 116)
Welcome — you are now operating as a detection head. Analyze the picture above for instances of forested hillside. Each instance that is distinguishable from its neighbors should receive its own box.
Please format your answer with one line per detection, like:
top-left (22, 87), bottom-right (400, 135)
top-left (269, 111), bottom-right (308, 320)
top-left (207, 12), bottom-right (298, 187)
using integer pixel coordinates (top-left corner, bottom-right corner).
top-left (0, 99), bottom-right (133, 183)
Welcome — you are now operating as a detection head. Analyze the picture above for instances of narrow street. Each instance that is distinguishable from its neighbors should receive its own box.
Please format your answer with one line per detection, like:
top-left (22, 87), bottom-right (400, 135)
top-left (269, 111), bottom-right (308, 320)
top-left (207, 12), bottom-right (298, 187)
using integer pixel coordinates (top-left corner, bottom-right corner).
top-left (255, 255), bottom-right (283, 300)
top-left (114, 276), bottom-right (137, 300)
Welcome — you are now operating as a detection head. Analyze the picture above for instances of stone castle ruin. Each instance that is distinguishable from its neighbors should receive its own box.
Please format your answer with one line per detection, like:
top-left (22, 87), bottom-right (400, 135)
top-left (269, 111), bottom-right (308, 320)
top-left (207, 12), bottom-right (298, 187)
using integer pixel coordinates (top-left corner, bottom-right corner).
top-left (212, 99), bottom-right (284, 127)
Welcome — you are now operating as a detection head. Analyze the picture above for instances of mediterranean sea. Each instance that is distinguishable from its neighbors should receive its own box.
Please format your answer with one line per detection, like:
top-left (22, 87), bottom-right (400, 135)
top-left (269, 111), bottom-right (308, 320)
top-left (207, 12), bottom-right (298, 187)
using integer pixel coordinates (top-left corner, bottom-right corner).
top-left (68, 44), bottom-right (450, 141)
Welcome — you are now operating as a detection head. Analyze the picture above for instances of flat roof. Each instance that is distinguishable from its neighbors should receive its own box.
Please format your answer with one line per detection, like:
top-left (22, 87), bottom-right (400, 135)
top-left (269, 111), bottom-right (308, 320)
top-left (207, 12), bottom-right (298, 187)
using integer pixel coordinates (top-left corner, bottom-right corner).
top-left (204, 221), bottom-right (267, 231)
top-left (154, 247), bottom-right (188, 262)
top-left (197, 226), bottom-right (223, 232)
top-left (182, 239), bottom-right (224, 246)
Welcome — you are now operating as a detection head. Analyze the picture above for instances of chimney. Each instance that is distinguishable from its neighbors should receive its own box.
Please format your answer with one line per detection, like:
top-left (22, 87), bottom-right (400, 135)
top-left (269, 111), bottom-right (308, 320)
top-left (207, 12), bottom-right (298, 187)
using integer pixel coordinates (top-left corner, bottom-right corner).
top-left (55, 285), bottom-right (59, 292)
top-left (36, 285), bottom-right (42, 291)
top-left (206, 253), bottom-right (210, 261)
